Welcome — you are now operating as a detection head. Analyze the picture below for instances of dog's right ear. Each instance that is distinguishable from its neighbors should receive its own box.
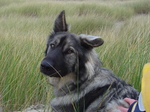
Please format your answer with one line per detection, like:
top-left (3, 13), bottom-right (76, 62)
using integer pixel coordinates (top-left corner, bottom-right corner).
top-left (53, 10), bottom-right (68, 33)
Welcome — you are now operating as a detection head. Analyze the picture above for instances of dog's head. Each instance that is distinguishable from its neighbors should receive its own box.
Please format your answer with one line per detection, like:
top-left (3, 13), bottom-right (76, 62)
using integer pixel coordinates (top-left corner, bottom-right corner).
top-left (40, 10), bottom-right (104, 78)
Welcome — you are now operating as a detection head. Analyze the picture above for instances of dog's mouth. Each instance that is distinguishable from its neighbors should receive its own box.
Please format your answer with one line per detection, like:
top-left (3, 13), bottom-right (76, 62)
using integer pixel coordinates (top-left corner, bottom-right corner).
top-left (40, 66), bottom-right (62, 77)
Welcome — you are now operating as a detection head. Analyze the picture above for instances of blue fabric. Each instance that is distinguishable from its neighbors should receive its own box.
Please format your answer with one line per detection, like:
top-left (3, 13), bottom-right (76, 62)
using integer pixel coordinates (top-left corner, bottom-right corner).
top-left (128, 101), bottom-right (146, 112)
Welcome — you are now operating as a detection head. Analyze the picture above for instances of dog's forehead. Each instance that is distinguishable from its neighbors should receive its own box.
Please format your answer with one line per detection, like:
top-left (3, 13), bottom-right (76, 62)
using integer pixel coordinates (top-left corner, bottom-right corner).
top-left (48, 32), bottom-right (79, 46)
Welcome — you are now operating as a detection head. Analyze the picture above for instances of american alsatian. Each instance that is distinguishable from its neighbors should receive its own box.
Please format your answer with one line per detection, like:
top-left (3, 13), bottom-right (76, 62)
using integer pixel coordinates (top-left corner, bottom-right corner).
top-left (40, 10), bottom-right (139, 112)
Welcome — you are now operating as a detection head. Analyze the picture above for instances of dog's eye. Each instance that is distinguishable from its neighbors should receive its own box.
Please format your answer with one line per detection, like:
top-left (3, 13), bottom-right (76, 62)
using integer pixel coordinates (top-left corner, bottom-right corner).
top-left (50, 44), bottom-right (55, 48)
top-left (67, 48), bottom-right (74, 54)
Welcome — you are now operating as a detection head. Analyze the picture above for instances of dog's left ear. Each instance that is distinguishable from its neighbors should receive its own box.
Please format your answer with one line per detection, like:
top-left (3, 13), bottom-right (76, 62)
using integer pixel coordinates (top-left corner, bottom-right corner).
top-left (53, 10), bottom-right (68, 33)
top-left (80, 34), bottom-right (104, 48)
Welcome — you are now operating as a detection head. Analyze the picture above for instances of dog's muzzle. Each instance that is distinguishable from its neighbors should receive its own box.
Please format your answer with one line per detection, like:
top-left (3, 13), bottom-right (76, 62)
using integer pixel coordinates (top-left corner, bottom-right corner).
top-left (40, 60), bottom-right (60, 77)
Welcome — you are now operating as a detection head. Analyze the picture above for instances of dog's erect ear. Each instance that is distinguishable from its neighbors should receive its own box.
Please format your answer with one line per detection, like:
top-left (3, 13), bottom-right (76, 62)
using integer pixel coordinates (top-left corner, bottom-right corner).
top-left (80, 34), bottom-right (104, 48)
top-left (53, 10), bottom-right (68, 33)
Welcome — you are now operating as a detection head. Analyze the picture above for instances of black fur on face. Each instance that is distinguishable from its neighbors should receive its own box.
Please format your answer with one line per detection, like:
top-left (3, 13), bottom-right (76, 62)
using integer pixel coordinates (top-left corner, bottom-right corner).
top-left (40, 32), bottom-right (88, 77)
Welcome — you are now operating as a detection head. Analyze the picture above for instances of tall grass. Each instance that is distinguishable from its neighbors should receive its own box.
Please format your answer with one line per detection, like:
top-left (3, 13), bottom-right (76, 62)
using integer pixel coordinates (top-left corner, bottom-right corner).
top-left (123, 0), bottom-right (150, 14)
top-left (0, 0), bottom-right (149, 111)
top-left (98, 15), bottom-right (150, 90)
top-left (0, 16), bottom-right (54, 111)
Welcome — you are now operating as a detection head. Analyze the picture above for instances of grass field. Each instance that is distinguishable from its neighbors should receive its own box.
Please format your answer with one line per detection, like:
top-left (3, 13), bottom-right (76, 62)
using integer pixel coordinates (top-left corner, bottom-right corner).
top-left (0, 0), bottom-right (150, 111)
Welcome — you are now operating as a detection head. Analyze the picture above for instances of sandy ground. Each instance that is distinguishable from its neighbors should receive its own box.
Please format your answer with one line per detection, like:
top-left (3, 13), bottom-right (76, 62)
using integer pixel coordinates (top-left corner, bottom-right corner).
top-left (14, 104), bottom-right (46, 112)
top-left (0, 106), bottom-right (3, 112)
top-left (0, 104), bottom-right (49, 112)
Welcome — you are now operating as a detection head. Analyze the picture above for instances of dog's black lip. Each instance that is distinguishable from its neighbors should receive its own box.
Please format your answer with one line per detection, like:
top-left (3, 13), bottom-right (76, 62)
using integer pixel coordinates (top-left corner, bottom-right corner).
top-left (40, 69), bottom-right (62, 77)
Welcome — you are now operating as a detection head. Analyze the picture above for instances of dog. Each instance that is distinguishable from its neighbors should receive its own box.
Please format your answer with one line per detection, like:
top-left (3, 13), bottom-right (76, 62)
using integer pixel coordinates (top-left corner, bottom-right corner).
top-left (40, 10), bottom-right (139, 112)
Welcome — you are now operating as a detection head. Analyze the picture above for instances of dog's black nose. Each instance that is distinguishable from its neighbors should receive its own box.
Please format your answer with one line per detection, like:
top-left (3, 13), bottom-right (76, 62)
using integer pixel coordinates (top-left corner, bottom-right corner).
top-left (41, 60), bottom-right (51, 70)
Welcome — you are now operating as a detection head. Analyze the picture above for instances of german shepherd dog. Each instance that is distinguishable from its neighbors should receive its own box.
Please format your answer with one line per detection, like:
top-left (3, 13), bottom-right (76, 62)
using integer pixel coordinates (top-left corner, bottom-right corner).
top-left (40, 11), bottom-right (139, 112)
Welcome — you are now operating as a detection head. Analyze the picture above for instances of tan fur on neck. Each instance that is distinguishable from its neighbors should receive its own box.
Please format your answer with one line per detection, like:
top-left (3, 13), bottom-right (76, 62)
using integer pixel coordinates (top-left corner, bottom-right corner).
top-left (48, 73), bottom-right (76, 89)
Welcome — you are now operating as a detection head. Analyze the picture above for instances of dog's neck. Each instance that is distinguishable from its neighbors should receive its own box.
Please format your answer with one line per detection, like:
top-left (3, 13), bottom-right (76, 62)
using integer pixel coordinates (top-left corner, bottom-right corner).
top-left (48, 66), bottom-right (101, 97)
top-left (48, 73), bottom-right (77, 96)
